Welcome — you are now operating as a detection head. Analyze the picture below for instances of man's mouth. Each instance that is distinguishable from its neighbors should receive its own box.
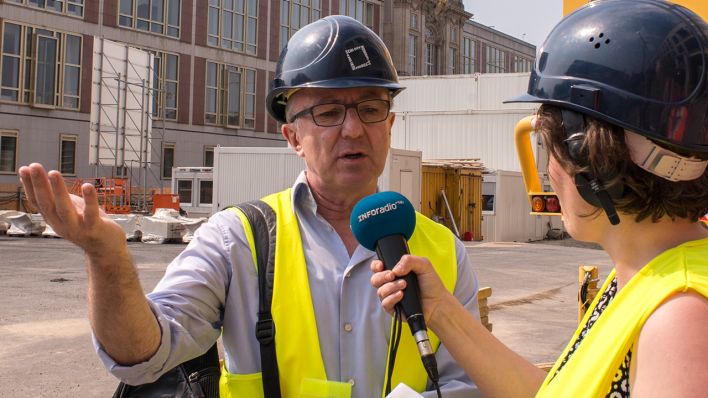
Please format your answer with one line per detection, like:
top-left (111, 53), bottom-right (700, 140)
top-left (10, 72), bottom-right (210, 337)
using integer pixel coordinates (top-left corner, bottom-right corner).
top-left (341, 152), bottom-right (364, 159)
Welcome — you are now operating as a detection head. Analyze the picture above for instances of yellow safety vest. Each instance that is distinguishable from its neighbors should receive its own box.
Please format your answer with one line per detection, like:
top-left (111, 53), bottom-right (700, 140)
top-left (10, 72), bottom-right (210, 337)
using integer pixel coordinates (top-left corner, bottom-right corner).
top-left (220, 189), bottom-right (458, 398)
top-left (536, 237), bottom-right (708, 397)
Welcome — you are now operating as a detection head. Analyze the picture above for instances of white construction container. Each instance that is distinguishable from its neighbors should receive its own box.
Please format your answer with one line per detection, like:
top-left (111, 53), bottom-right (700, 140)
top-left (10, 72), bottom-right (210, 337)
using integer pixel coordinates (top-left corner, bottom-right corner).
top-left (212, 147), bottom-right (305, 212)
top-left (392, 73), bottom-right (540, 173)
top-left (171, 167), bottom-right (214, 218)
top-left (481, 170), bottom-right (563, 242)
top-left (213, 147), bottom-right (422, 213)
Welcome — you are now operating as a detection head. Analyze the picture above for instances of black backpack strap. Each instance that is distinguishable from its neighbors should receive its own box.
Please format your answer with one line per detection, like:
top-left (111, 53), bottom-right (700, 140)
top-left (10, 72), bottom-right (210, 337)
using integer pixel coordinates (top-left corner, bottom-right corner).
top-left (233, 200), bottom-right (281, 398)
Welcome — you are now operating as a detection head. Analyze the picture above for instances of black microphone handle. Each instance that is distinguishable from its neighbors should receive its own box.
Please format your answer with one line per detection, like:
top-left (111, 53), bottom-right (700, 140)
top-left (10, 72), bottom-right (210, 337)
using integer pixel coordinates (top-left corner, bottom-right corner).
top-left (375, 234), bottom-right (424, 322)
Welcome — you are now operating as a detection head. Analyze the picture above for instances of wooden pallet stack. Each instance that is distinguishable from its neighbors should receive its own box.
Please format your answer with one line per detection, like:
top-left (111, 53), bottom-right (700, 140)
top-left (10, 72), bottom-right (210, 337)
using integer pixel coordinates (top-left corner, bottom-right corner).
top-left (477, 286), bottom-right (493, 332)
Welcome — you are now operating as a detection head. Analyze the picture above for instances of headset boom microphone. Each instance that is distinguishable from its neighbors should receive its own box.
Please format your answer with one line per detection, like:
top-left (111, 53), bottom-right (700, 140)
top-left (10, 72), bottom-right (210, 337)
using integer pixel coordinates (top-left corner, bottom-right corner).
top-left (350, 191), bottom-right (439, 383)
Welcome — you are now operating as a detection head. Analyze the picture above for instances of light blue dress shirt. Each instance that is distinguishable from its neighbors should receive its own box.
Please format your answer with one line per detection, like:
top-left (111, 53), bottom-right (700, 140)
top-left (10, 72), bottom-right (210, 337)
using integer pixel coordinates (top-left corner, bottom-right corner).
top-left (96, 172), bottom-right (481, 398)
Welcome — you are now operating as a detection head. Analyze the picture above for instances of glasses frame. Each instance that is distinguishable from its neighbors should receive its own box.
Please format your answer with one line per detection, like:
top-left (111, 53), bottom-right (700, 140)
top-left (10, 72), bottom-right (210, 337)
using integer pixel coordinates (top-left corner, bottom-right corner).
top-left (287, 99), bottom-right (391, 127)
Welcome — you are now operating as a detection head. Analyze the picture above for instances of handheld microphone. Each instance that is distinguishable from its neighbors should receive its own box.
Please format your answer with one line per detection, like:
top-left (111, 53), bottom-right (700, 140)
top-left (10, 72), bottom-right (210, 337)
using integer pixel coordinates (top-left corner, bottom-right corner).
top-left (350, 191), bottom-right (439, 383)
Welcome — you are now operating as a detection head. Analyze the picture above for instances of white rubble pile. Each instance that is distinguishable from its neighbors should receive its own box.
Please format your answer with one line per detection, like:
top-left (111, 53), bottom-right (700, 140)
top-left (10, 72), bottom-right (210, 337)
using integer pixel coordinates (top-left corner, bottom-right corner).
top-left (140, 208), bottom-right (186, 244)
top-left (2, 208), bottom-right (207, 244)
top-left (42, 223), bottom-right (61, 238)
top-left (6, 212), bottom-right (45, 236)
top-left (0, 210), bottom-right (22, 234)
top-left (108, 213), bottom-right (141, 241)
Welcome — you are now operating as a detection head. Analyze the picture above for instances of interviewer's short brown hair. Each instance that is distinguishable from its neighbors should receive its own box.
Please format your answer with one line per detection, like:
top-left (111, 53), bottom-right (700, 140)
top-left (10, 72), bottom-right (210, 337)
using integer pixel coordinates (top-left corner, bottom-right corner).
top-left (536, 105), bottom-right (708, 223)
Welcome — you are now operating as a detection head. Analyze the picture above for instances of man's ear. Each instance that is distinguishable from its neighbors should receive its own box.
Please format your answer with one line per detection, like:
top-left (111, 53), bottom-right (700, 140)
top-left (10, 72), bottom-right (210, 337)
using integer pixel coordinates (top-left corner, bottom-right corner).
top-left (282, 122), bottom-right (304, 156)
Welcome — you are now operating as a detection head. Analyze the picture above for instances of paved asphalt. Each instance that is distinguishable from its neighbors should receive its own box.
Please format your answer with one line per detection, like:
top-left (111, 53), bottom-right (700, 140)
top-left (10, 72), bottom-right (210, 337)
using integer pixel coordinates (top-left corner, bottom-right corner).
top-left (0, 235), bottom-right (612, 397)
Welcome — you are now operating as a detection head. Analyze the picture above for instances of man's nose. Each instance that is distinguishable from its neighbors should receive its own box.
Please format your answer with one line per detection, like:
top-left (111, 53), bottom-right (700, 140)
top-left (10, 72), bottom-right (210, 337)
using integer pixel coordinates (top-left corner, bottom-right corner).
top-left (340, 107), bottom-right (365, 138)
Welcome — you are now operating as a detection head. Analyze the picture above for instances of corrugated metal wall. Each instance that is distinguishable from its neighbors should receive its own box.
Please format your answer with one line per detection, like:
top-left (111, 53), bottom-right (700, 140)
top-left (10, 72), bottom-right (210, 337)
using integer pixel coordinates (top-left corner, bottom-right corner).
top-left (213, 147), bottom-right (305, 212)
top-left (391, 73), bottom-right (543, 173)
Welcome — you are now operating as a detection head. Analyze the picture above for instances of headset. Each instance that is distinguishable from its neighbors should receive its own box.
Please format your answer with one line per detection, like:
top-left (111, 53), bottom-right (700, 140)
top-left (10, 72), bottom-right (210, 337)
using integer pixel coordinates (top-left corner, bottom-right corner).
top-left (560, 109), bottom-right (623, 225)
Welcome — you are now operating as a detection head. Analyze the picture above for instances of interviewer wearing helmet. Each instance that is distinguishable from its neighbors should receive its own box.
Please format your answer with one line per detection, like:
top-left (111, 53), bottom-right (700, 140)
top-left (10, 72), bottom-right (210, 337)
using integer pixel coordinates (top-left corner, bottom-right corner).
top-left (372, 1), bottom-right (708, 397)
top-left (19, 15), bottom-right (480, 398)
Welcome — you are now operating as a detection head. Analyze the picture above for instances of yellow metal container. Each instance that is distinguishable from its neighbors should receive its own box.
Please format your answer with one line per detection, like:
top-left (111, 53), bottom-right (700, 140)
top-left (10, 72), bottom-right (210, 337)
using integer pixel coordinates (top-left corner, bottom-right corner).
top-left (421, 164), bottom-right (483, 241)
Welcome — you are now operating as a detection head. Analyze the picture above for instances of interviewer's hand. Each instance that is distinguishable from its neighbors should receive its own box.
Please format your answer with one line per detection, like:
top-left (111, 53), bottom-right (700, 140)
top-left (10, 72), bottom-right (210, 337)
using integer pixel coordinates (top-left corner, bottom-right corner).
top-left (370, 254), bottom-right (452, 325)
top-left (18, 163), bottom-right (128, 259)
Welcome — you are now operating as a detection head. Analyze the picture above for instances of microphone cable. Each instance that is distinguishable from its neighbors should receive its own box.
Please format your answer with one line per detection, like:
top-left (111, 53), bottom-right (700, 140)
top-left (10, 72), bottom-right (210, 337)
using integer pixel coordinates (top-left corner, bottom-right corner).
top-left (385, 305), bottom-right (442, 398)
top-left (385, 305), bottom-right (403, 395)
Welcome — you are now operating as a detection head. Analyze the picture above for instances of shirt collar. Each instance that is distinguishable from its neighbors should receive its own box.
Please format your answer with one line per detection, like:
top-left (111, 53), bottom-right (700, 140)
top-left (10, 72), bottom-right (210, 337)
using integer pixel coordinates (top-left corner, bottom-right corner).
top-left (291, 171), bottom-right (318, 217)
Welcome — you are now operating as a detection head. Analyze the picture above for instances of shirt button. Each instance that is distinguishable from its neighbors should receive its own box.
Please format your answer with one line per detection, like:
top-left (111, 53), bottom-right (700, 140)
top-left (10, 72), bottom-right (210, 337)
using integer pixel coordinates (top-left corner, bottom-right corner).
top-left (347, 378), bottom-right (355, 386)
top-left (344, 323), bottom-right (353, 332)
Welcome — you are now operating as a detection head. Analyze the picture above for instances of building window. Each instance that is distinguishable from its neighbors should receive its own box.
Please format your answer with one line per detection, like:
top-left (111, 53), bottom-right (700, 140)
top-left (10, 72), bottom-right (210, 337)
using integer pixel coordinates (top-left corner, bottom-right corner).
top-left (407, 34), bottom-right (417, 76)
top-left (146, 51), bottom-right (179, 120)
top-left (162, 142), bottom-right (175, 179)
top-left (1, 21), bottom-right (82, 110)
top-left (514, 56), bottom-right (532, 72)
top-left (410, 12), bottom-right (418, 31)
top-left (340, 0), bottom-right (373, 25)
top-left (119, 0), bottom-right (181, 38)
top-left (34, 35), bottom-right (58, 107)
top-left (482, 181), bottom-right (495, 214)
top-left (424, 27), bottom-right (437, 76)
top-left (199, 180), bottom-right (213, 205)
top-left (204, 145), bottom-right (214, 167)
top-left (448, 47), bottom-right (456, 74)
top-left (59, 134), bottom-right (77, 175)
top-left (450, 26), bottom-right (458, 44)
top-left (462, 36), bottom-right (476, 74)
top-left (176, 179), bottom-right (192, 205)
top-left (279, 1), bottom-right (321, 51)
top-left (205, 61), bottom-right (256, 129)
top-left (485, 45), bottom-right (506, 73)
top-left (424, 42), bottom-right (436, 76)
top-left (208, 0), bottom-right (258, 55)
top-left (7, 0), bottom-right (84, 18)
top-left (0, 131), bottom-right (18, 173)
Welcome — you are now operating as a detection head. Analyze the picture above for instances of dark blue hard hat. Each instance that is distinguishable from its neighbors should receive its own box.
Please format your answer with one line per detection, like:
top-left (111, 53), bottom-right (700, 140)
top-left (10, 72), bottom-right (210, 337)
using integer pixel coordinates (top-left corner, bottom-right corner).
top-left (508, 0), bottom-right (708, 154)
top-left (267, 15), bottom-right (404, 123)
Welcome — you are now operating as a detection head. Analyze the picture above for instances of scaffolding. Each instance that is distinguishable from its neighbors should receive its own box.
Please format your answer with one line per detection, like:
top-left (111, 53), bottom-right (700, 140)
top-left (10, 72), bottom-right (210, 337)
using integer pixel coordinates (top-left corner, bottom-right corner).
top-left (89, 37), bottom-right (167, 213)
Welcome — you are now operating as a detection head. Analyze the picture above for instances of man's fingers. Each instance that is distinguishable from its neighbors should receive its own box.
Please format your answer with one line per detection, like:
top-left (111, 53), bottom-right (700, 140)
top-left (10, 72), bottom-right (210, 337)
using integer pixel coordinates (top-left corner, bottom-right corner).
top-left (48, 171), bottom-right (79, 227)
top-left (27, 164), bottom-right (61, 225)
top-left (18, 166), bottom-right (39, 210)
top-left (81, 183), bottom-right (102, 226)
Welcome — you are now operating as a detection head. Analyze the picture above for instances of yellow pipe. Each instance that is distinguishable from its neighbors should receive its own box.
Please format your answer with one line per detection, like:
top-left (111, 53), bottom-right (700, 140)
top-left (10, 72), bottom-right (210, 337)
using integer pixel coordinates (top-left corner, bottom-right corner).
top-left (514, 115), bottom-right (542, 204)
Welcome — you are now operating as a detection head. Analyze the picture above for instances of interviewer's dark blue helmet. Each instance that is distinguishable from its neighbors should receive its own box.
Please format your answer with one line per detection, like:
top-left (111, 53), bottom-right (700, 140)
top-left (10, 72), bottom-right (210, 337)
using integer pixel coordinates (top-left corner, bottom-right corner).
top-left (507, 0), bottom-right (708, 154)
top-left (267, 15), bottom-right (404, 123)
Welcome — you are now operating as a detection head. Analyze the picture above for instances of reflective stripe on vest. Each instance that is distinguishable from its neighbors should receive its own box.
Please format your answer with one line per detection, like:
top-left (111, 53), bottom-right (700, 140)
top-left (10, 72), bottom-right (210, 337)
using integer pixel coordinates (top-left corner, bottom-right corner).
top-left (221, 189), bottom-right (458, 398)
top-left (536, 237), bottom-right (708, 397)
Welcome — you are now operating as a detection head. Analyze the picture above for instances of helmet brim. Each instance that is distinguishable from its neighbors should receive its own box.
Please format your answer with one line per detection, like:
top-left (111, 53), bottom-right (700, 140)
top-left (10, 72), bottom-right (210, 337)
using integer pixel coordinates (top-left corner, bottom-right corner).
top-left (503, 93), bottom-right (542, 104)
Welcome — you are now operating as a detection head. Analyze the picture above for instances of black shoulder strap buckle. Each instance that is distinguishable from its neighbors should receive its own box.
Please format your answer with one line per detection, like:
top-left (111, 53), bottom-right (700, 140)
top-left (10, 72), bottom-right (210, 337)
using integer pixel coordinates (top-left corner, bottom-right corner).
top-left (255, 316), bottom-right (275, 345)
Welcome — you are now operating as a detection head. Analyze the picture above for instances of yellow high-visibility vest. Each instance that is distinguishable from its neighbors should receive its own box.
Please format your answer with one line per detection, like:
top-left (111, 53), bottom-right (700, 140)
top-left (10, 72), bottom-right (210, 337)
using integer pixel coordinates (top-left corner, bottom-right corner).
top-left (537, 237), bottom-right (708, 397)
top-left (221, 189), bottom-right (458, 397)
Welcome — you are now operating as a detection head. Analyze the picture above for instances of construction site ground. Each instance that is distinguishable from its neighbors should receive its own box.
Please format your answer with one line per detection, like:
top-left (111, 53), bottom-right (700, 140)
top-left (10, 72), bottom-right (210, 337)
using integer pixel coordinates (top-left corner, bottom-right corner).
top-left (0, 235), bottom-right (613, 397)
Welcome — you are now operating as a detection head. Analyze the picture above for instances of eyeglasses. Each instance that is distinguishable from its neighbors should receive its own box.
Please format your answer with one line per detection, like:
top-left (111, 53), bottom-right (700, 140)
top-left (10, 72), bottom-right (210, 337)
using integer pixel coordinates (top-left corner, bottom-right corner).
top-left (287, 99), bottom-right (391, 127)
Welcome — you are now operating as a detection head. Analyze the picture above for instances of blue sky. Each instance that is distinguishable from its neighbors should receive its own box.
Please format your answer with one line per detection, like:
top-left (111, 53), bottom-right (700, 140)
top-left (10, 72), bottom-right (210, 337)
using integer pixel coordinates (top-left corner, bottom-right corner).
top-left (462, 0), bottom-right (564, 46)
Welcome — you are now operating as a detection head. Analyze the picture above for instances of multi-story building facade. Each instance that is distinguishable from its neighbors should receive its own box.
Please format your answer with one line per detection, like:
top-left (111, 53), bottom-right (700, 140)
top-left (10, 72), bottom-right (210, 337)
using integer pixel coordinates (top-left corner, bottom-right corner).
top-left (0, 0), bottom-right (534, 210)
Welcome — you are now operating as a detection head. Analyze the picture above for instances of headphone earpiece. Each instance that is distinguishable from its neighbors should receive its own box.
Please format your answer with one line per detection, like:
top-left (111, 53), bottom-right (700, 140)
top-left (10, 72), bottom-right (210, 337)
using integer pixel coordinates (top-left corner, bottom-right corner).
top-left (560, 109), bottom-right (623, 225)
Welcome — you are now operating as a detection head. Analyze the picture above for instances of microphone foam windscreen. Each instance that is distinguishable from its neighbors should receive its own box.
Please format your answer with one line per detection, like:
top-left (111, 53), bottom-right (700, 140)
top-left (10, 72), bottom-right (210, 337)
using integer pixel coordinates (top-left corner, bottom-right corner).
top-left (350, 191), bottom-right (416, 251)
